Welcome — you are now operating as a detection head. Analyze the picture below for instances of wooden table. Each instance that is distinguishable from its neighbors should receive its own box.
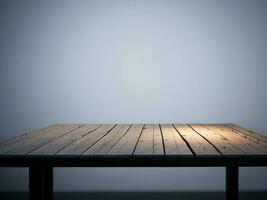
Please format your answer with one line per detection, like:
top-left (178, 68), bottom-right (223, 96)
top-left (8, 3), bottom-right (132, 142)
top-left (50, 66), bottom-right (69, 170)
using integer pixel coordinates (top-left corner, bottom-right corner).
top-left (0, 124), bottom-right (267, 200)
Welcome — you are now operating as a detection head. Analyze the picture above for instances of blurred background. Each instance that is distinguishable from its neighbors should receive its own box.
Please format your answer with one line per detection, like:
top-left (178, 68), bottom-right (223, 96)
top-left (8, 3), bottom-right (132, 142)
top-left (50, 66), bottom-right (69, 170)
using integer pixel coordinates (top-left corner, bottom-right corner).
top-left (0, 0), bottom-right (266, 198)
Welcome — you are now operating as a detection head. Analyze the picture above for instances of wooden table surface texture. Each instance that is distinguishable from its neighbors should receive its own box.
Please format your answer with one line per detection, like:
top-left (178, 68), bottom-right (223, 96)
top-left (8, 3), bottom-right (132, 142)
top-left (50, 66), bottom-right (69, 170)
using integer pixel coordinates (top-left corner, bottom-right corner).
top-left (0, 124), bottom-right (267, 158)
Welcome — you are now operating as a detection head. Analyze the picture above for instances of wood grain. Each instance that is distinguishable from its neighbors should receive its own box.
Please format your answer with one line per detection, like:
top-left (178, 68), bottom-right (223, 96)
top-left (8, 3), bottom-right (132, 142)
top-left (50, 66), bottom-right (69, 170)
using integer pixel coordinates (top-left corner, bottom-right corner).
top-left (57, 124), bottom-right (116, 155)
top-left (228, 124), bottom-right (267, 144)
top-left (160, 124), bottom-right (193, 156)
top-left (174, 124), bottom-right (220, 156)
top-left (107, 124), bottom-right (144, 156)
top-left (189, 124), bottom-right (245, 155)
top-left (0, 124), bottom-right (82, 155)
top-left (0, 124), bottom-right (266, 160)
top-left (83, 125), bottom-right (131, 156)
top-left (29, 124), bottom-right (101, 155)
top-left (204, 124), bottom-right (267, 155)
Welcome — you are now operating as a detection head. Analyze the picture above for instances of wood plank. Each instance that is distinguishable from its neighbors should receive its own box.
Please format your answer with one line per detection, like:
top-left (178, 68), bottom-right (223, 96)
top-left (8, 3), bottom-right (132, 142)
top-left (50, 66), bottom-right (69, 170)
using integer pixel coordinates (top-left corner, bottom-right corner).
top-left (29, 124), bottom-right (101, 155)
top-left (218, 125), bottom-right (267, 151)
top-left (57, 124), bottom-right (116, 155)
top-left (134, 124), bottom-right (154, 155)
top-left (83, 124), bottom-right (131, 155)
top-left (189, 124), bottom-right (245, 155)
top-left (133, 124), bottom-right (164, 156)
top-left (160, 124), bottom-right (193, 156)
top-left (216, 125), bottom-right (267, 153)
top-left (205, 124), bottom-right (267, 155)
top-left (204, 124), bottom-right (260, 155)
top-left (228, 124), bottom-right (267, 144)
top-left (107, 124), bottom-right (144, 156)
top-left (174, 124), bottom-right (220, 156)
top-left (153, 124), bottom-right (164, 155)
top-left (1, 123), bottom-right (266, 161)
top-left (0, 124), bottom-right (82, 155)
top-left (0, 124), bottom-right (65, 153)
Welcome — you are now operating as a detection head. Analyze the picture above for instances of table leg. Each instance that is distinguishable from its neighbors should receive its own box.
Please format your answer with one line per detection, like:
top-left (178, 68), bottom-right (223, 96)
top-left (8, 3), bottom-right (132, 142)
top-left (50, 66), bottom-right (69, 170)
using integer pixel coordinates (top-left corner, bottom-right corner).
top-left (29, 167), bottom-right (53, 200)
top-left (226, 166), bottom-right (238, 200)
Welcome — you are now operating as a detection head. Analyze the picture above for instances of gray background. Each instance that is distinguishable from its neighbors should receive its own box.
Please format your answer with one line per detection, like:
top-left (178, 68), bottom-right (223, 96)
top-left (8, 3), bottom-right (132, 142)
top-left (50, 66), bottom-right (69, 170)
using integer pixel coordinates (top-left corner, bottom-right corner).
top-left (0, 0), bottom-right (266, 191)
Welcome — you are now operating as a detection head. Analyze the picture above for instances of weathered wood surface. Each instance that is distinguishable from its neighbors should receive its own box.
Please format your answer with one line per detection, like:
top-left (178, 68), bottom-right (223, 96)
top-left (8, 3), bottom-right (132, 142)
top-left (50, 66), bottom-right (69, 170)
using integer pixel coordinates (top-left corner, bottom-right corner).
top-left (134, 124), bottom-right (165, 156)
top-left (160, 124), bottom-right (193, 156)
top-left (0, 124), bottom-right (82, 155)
top-left (0, 124), bottom-right (267, 158)
top-left (173, 124), bottom-right (220, 156)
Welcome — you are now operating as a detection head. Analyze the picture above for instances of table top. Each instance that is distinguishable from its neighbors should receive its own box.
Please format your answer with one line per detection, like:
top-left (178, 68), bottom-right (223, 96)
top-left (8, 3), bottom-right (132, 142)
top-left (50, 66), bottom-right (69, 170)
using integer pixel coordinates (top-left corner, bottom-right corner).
top-left (0, 124), bottom-right (267, 167)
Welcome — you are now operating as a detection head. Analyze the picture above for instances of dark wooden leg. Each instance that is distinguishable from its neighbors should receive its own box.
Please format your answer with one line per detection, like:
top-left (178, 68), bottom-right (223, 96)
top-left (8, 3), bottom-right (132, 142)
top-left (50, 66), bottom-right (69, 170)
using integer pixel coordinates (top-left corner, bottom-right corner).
top-left (226, 166), bottom-right (238, 200)
top-left (29, 167), bottom-right (53, 200)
